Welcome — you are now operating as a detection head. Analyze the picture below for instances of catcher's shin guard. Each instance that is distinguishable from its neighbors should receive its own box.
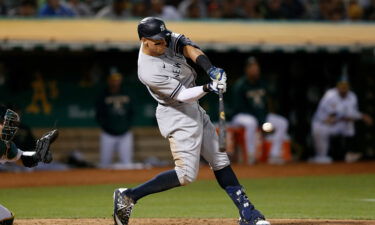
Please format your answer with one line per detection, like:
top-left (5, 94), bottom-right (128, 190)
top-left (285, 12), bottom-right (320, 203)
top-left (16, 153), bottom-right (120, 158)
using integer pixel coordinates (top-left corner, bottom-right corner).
top-left (113, 188), bottom-right (134, 225)
top-left (0, 205), bottom-right (14, 225)
top-left (225, 186), bottom-right (270, 225)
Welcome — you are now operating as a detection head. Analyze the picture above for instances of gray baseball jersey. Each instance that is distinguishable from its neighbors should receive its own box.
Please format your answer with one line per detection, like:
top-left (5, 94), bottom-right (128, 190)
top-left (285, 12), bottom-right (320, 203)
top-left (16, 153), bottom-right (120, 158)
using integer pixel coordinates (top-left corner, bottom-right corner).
top-left (138, 33), bottom-right (197, 106)
top-left (138, 32), bottom-right (229, 185)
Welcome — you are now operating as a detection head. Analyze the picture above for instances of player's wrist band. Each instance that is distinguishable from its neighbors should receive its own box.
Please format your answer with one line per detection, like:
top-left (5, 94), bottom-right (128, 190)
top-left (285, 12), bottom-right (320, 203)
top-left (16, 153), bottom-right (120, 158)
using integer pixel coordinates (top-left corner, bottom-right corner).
top-left (196, 55), bottom-right (213, 73)
top-left (203, 84), bottom-right (211, 92)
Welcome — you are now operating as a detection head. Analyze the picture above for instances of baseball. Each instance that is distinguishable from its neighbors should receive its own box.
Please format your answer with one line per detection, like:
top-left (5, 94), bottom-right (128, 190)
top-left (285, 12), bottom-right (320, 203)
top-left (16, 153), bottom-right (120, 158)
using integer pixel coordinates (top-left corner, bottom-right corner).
top-left (262, 122), bottom-right (274, 133)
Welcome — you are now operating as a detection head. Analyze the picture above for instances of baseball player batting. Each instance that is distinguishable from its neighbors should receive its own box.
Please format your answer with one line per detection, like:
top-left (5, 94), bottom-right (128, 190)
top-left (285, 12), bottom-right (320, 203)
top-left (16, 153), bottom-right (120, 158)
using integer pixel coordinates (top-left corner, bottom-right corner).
top-left (113, 17), bottom-right (270, 225)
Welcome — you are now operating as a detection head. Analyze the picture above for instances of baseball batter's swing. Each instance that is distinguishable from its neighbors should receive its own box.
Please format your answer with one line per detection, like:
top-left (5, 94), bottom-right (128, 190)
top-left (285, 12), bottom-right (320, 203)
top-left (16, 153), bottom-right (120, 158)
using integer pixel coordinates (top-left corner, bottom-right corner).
top-left (112, 17), bottom-right (270, 225)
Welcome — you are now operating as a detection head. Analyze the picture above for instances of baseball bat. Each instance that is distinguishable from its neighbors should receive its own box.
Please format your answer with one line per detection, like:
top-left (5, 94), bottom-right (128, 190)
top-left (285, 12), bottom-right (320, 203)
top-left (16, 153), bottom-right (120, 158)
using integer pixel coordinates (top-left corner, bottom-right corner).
top-left (218, 89), bottom-right (226, 152)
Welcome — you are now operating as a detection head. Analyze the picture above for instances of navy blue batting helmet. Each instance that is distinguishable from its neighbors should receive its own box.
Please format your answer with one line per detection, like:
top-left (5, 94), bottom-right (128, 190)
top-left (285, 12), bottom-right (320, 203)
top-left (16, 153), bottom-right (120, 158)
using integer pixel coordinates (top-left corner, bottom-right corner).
top-left (137, 17), bottom-right (171, 40)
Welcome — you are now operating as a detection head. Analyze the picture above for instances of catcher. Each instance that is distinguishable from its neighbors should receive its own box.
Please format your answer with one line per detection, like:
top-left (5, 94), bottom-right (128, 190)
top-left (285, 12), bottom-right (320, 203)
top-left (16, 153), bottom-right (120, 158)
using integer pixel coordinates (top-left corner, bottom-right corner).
top-left (0, 107), bottom-right (59, 225)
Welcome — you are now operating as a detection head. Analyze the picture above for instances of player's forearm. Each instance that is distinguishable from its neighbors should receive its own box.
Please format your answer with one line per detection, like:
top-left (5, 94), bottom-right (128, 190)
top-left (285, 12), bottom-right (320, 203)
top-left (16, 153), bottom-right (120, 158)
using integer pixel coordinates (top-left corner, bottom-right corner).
top-left (183, 45), bottom-right (206, 63)
top-left (349, 110), bottom-right (362, 120)
top-left (184, 46), bottom-right (227, 85)
top-left (175, 86), bottom-right (207, 103)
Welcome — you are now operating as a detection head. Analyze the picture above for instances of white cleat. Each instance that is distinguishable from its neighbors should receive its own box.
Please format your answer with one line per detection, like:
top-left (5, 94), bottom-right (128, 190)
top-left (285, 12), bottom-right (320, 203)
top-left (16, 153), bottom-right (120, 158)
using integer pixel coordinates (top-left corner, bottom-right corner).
top-left (256, 219), bottom-right (271, 225)
top-left (239, 217), bottom-right (271, 225)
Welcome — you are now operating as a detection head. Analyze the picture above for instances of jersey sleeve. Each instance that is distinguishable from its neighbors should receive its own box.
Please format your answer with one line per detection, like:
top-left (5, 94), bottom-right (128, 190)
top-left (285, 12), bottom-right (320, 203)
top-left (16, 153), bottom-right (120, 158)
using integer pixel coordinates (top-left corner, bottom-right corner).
top-left (140, 73), bottom-right (183, 100)
top-left (346, 92), bottom-right (362, 119)
top-left (171, 33), bottom-right (200, 55)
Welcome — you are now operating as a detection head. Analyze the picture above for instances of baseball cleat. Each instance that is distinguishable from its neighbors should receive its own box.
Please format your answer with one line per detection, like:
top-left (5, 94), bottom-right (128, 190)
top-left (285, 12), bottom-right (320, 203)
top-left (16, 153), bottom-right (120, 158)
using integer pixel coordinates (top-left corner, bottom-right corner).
top-left (255, 220), bottom-right (271, 225)
top-left (113, 188), bottom-right (134, 225)
top-left (255, 218), bottom-right (271, 225)
top-left (238, 217), bottom-right (271, 225)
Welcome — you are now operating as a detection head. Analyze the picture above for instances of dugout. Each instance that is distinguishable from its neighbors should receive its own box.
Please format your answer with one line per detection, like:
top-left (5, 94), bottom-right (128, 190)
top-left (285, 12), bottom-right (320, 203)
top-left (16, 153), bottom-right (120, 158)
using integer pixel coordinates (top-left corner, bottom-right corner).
top-left (0, 20), bottom-right (374, 163)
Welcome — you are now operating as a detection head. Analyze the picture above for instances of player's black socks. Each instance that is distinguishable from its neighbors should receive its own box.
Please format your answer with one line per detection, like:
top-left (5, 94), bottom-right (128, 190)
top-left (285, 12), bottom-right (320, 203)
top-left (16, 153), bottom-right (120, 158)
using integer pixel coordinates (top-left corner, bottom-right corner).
top-left (214, 165), bottom-right (240, 189)
top-left (225, 186), bottom-right (265, 222)
top-left (126, 169), bottom-right (181, 202)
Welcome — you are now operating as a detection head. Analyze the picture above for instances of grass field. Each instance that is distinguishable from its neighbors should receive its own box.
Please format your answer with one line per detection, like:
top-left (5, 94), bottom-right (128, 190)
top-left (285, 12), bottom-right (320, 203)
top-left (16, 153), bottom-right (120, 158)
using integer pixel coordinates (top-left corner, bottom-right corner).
top-left (1, 174), bottom-right (375, 220)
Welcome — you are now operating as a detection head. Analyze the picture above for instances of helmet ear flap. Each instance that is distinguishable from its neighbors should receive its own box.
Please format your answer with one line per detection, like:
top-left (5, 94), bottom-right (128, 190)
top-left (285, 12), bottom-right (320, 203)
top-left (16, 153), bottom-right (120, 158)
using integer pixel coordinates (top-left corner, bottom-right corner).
top-left (1, 109), bottom-right (20, 142)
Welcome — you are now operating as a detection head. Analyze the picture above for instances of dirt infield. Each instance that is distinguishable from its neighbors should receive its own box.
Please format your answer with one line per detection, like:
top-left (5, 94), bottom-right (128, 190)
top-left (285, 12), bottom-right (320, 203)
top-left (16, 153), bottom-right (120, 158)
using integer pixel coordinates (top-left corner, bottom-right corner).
top-left (13, 218), bottom-right (375, 225)
top-left (2, 162), bottom-right (375, 188)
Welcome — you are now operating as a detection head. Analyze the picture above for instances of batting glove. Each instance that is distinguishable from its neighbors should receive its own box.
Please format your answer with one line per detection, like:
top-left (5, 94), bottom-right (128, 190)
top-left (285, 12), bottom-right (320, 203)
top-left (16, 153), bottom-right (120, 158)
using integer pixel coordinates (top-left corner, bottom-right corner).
top-left (203, 81), bottom-right (227, 94)
top-left (207, 66), bottom-right (227, 85)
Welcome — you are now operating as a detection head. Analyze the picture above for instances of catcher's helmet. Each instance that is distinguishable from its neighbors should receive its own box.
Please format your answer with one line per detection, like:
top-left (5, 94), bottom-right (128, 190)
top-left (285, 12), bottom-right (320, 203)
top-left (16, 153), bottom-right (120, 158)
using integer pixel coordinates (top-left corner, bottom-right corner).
top-left (1, 109), bottom-right (20, 142)
top-left (137, 17), bottom-right (171, 40)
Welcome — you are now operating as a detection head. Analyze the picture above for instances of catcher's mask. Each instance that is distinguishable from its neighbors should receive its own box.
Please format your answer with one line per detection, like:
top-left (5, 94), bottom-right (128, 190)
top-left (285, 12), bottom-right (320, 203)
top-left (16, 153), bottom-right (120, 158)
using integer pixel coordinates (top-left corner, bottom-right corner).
top-left (1, 109), bottom-right (20, 142)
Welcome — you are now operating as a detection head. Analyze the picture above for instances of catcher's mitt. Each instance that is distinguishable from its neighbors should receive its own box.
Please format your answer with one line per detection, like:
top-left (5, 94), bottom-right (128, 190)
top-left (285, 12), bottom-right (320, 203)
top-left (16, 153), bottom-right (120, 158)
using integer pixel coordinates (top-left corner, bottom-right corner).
top-left (35, 129), bottom-right (59, 163)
